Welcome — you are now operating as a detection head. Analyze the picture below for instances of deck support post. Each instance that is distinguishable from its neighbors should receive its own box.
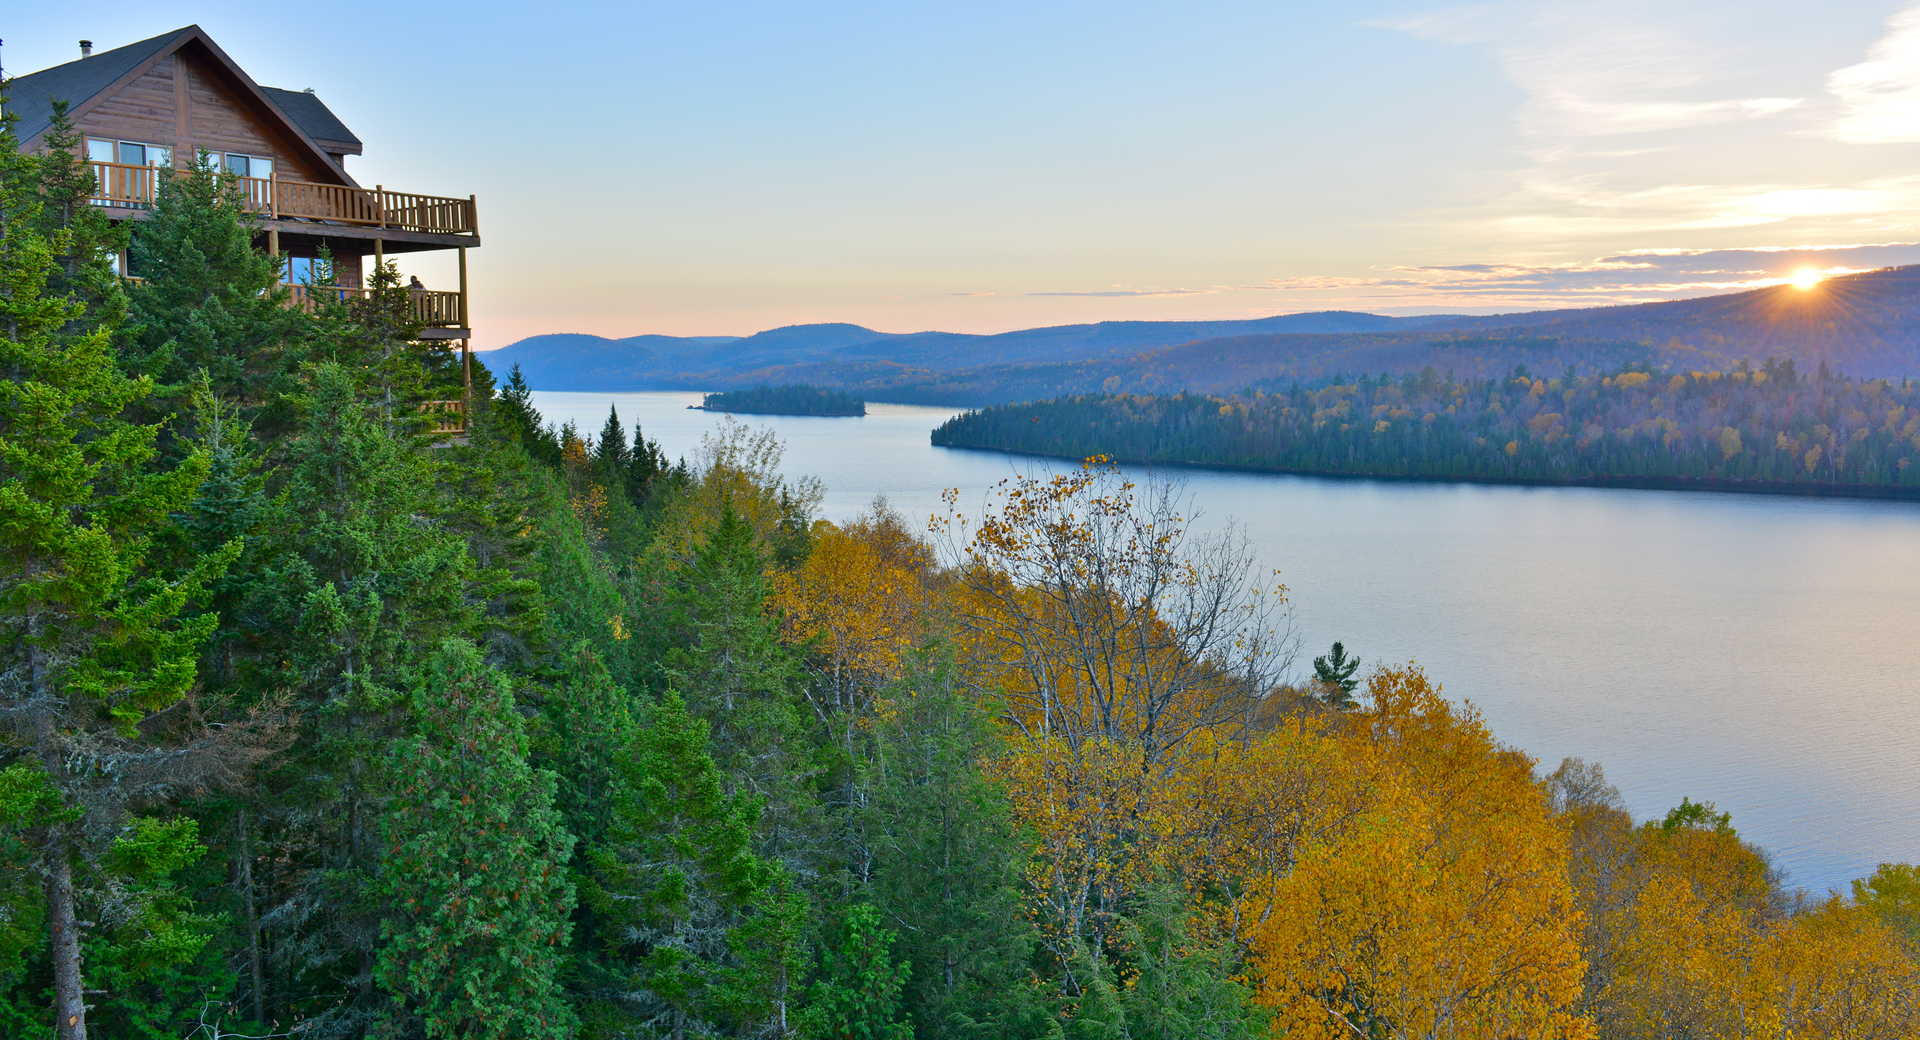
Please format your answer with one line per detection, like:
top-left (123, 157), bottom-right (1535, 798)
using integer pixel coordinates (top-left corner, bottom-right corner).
top-left (267, 169), bottom-right (280, 260)
top-left (457, 247), bottom-right (469, 329)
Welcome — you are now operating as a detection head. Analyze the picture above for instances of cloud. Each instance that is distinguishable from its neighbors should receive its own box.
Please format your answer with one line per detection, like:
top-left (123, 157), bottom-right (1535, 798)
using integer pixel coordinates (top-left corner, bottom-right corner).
top-left (1829, 4), bottom-right (1920, 143)
top-left (1372, 2), bottom-right (1804, 137)
top-left (1026, 287), bottom-right (1214, 298)
top-left (981, 244), bottom-right (1920, 315)
top-left (1265, 242), bottom-right (1920, 309)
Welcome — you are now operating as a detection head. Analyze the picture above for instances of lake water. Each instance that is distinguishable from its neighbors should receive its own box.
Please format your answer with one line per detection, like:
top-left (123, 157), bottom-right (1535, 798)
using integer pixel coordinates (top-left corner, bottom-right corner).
top-left (534, 390), bottom-right (1920, 892)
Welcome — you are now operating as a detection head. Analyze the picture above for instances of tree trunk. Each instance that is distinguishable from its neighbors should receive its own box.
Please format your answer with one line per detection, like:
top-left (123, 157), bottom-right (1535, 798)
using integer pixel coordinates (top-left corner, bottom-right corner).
top-left (237, 808), bottom-right (266, 1023)
top-left (45, 843), bottom-right (89, 1040)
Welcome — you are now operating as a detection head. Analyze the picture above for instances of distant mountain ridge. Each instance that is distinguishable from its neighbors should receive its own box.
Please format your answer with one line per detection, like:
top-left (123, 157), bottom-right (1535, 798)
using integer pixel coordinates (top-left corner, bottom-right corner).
top-left (483, 267), bottom-right (1920, 405)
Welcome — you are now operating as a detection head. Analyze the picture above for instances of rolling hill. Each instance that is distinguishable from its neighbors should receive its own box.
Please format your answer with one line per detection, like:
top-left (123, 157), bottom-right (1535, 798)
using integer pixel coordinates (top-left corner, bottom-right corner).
top-left (481, 266), bottom-right (1920, 405)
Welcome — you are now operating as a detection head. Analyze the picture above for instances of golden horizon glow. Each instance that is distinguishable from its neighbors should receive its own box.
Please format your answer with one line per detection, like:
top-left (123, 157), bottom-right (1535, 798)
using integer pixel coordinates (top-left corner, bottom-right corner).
top-left (1787, 267), bottom-right (1825, 290)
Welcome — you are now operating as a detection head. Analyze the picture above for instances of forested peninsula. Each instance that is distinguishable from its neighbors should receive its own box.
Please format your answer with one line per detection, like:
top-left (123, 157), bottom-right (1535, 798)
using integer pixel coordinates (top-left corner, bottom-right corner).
top-left (5, 109), bottom-right (1919, 1040)
top-left (930, 364), bottom-right (1920, 499)
top-left (698, 384), bottom-right (866, 416)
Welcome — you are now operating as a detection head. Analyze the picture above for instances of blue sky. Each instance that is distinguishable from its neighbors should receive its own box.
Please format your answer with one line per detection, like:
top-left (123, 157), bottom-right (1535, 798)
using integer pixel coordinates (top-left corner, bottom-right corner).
top-left (10, 1), bottom-right (1920, 345)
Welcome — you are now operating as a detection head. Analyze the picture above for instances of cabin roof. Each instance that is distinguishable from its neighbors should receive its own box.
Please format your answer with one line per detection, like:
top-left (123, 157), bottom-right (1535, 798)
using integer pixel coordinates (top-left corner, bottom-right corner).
top-left (6, 25), bottom-right (363, 179)
top-left (259, 86), bottom-right (363, 156)
top-left (5, 26), bottom-right (192, 145)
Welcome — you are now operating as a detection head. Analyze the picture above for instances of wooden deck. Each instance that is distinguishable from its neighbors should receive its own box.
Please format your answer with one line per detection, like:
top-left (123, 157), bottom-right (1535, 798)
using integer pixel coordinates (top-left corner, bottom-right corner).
top-left (286, 285), bottom-right (467, 329)
top-left (87, 160), bottom-right (477, 236)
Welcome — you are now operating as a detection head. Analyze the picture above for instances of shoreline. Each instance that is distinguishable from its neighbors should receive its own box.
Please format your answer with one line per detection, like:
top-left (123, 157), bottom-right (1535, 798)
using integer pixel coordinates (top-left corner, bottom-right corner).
top-left (927, 440), bottom-right (1920, 504)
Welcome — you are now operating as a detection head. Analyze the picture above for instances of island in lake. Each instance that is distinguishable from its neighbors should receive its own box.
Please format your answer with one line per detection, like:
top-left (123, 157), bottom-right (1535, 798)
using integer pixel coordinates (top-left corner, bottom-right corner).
top-left (694, 384), bottom-right (867, 417)
top-left (929, 362), bottom-right (1920, 501)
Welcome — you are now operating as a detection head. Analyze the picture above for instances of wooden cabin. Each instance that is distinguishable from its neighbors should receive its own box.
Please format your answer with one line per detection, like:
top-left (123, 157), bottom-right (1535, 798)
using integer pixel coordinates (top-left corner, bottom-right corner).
top-left (9, 26), bottom-right (478, 431)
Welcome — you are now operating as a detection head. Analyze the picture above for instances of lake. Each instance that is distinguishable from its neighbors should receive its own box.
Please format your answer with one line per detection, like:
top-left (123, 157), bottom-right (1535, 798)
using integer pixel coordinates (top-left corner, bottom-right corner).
top-left (534, 389), bottom-right (1920, 892)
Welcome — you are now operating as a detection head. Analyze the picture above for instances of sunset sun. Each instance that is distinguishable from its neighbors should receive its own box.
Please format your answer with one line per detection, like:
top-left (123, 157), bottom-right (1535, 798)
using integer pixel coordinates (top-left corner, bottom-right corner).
top-left (1787, 267), bottom-right (1824, 290)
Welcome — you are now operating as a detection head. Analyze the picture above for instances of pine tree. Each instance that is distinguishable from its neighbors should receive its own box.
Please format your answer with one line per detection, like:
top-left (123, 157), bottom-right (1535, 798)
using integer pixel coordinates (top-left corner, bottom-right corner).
top-left (374, 641), bottom-right (577, 1040)
top-left (0, 103), bottom-right (232, 1040)
top-left (1312, 641), bottom-right (1362, 708)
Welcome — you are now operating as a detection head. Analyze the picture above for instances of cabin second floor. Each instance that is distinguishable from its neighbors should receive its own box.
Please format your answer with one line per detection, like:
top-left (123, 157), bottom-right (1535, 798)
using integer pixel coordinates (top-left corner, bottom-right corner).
top-left (8, 26), bottom-right (478, 337)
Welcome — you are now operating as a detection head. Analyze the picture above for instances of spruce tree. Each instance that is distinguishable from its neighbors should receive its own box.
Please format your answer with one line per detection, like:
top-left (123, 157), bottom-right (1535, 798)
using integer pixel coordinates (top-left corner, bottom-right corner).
top-left (594, 404), bottom-right (631, 484)
top-left (584, 690), bottom-right (776, 1039)
top-left (123, 153), bottom-right (306, 433)
top-left (0, 103), bottom-right (232, 1040)
top-left (658, 501), bottom-right (816, 865)
top-left (375, 641), bottom-right (577, 1040)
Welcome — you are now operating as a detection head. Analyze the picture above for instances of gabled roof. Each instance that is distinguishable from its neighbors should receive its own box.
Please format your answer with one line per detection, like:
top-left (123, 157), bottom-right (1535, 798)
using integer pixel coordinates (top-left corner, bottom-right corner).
top-left (6, 25), bottom-right (362, 184)
top-left (5, 26), bottom-right (194, 145)
top-left (260, 86), bottom-right (362, 156)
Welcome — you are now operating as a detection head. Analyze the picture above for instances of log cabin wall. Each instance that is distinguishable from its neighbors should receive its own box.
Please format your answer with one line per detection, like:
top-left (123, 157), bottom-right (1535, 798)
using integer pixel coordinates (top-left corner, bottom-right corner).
top-left (70, 45), bottom-right (338, 184)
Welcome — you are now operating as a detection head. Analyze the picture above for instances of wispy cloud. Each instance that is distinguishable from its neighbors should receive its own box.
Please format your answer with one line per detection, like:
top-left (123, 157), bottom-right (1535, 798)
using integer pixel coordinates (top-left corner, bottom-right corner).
top-left (1371, 2), bottom-right (1803, 138)
top-left (1027, 287), bottom-right (1214, 298)
top-left (979, 244), bottom-right (1920, 314)
top-left (1829, 4), bottom-right (1920, 143)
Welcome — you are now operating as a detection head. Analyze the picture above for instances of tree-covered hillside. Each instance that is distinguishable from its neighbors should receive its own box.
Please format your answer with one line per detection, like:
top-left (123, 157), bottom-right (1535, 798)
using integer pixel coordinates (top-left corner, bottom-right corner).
top-left (931, 362), bottom-right (1920, 497)
top-left (4, 101), bottom-right (1918, 1040)
top-left (700, 385), bottom-right (866, 417)
top-left (486, 268), bottom-right (1920, 406)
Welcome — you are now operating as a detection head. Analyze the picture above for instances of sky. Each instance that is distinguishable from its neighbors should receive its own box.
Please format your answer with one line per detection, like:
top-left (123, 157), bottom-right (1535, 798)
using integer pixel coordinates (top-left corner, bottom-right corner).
top-left (10, 1), bottom-right (1920, 347)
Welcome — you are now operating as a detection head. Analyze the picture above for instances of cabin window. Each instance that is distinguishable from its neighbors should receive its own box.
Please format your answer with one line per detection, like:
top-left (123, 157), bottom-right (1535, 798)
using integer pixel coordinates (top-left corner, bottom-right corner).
top-left (85, 137), bottom-right (172, 168)
top-left (283, 256), bottom-right (325, 286)
top-left (223, 153), bottom-right (275, 180)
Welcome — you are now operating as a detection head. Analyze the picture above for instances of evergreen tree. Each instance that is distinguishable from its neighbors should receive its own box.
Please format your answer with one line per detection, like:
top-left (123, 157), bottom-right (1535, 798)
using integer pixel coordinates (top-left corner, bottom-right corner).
top-left (795, 903), bottom-right (914, 1040)
top-left (862, 653), bottom-right (1053, 1039)
top-left (1312, 641), bottom-right (1362, 708)
top-left (374, 641), bottom-right (577, 1040)
top-left (1111, 887), bottom-right (1258, 1040)
top-left (491, 363), bottom-right (560, 466)
top-left (594, 404), bottom-right (631, 484)
top-left (627, 419), bottom-right (670, 509)
top-left (31, 103), bottom-right (126, 332)
top-left (0, 104), bottom-right (233, 1040)
top-left (583, 690), bottom-right (776, 1039)
top-left (123, 153), bottom-right (307, 434)
top-left (658, 501), bottom-right (816, 866)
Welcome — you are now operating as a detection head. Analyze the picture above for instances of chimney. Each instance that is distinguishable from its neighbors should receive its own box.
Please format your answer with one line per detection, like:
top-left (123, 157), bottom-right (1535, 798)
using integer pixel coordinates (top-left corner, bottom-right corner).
top-left (79, 40), bottom-right (93, 58)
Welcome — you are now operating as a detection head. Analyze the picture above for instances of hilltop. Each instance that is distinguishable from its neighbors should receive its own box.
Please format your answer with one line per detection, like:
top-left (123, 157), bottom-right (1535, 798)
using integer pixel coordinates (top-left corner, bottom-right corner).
top-left (483, 266), bottom-right (1920, 404)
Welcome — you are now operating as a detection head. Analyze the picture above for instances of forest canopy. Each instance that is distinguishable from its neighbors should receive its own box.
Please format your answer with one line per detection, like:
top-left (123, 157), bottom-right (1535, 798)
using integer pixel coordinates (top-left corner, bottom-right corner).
top-left (3, 97), bottom-right (1918, 1040)
top-left (930, 363), bottom-right (1920, 498)
top-left (699, 385), bottom-right (866, 417)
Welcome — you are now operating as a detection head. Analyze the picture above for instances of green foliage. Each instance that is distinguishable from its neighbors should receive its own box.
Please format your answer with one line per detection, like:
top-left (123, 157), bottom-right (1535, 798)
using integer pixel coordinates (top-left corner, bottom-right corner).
top-left (1853, 863), bottom-right (1920, 947)
top-left (374, 641), bottom-right (577, 1040)
top-left (582, 689), bottom-right (774, 1037)
top-left (860, 653), bottom-right (1054, 1039)
top-left (1661, 797), bottom-right (1737, 836)
top-left (123, 152), bottom-right (307, 431)
top-left (1312, 641), bottom-right (1362, 708)
top-left (1110, 888), bottom-right (1258, 1040)
top-left (796, 904), bottom-right (913, 1040)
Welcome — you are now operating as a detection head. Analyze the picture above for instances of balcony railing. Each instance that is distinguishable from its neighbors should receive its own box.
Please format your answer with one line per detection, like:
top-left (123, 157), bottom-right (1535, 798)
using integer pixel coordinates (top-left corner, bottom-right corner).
top-left (87, 160), bottom-right (477, 236)
top-left (286, 285), bottom-right (468, 328)
top-left (420, 399), bottom-right (466, 436)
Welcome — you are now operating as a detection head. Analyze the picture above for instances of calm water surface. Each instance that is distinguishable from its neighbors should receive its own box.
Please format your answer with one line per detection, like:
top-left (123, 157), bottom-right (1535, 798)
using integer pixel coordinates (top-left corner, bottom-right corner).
top-left (535, 390), bottom-right (1920, 891)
